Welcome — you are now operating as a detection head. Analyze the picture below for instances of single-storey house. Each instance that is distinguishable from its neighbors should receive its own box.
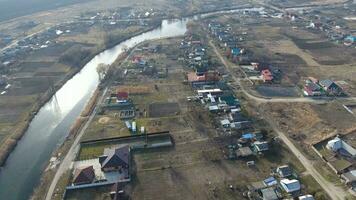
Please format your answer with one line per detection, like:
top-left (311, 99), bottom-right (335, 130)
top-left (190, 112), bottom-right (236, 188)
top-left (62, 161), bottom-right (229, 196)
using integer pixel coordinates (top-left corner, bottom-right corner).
top-left (229, 112), bottom-right (247, 123)
top-left (220, 119), bottom-right (231, 128)
top-left (253, 141), bottom-right (269, 153)
top-left (219, 95), bottom-right (240, 109)
top-left (319, 79), bottom-right (343, 96)
top-left (209, 105), bottom-right (220, 113)
top-left (187, 71), bottom-right (220, 87)
top-left (276, 165), bottom-right (293, 178)
top-left (303, 81), bottom-right (322, 96)
top-left (117, 91), bottom-right (129, 101)
top-left (326, 136), bottom-right (356, 158)
top-left (261, 69), bottom-right (273, 83)
top-left (341, 170), bottom-right (356, 188)
top-left (280, 179), bottom-right (301, 194)
top-left (72, 166), bottom-right (95, 185)
top-left (99, 145), bottom-right (130, 175)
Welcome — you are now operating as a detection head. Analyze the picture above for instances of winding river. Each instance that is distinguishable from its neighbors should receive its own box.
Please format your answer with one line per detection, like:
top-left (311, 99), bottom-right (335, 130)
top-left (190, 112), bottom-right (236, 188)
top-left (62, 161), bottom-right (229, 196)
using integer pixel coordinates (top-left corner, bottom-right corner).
top-left (0, 7), bottom-right (260, 200)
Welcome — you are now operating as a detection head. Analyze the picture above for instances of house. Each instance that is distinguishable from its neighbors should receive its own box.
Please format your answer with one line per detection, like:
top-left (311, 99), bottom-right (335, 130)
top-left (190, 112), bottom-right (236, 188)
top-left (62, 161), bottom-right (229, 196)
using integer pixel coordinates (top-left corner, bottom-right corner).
top-left (231, 47), bottom-right (241, 56)
top-left (251, 62), bottom-right (260, 71)
top-left (280, 179), bottom-right (301, 194)
top-left (209, 105), bottom-right (220, 113)
top-left (303, 80), bottom-right (322, 96)
top-left (276, 165), bottom-right (293, 178)
top-left (319, 79), bottom-right (343, 96)
top-left (117, 92), bottom-right (129, 101)
top-left (241, 133), bottom-right (256, 140)
top-left (229, 112), bottom-right (252, 129)
top-left (219, 95), bottom-right (240, 109)
top-left (261, 187), bottom-right (278, 200)
top-left (326, 136), bottom-right (356, 158)
top-left (220, 119), bottom-right (231, 128)
top-left (341, 170), bottom-right (356, 188)
top-left (261, 69), bottom-right (273, 82)
top-left (344, 35), bottom-right (355, 46)
top-left (231, 121), bottom-right (252, 130)
top-left (187, 71), bottom-right (220, 86)
top-left (99, 145), bottom-right (130, 173)
top-left (72, 166), bottom-right (95, 185)
top-left (132, 56), bottom-right (146, 66)
top-left (253, 141), bottom-right (269, 153)
top-left (299, 194), bottom-right (315, 200)
top-left (229, 112), bottom-right (246, 122)
top-left (197, 88), bottom-right (223, 98)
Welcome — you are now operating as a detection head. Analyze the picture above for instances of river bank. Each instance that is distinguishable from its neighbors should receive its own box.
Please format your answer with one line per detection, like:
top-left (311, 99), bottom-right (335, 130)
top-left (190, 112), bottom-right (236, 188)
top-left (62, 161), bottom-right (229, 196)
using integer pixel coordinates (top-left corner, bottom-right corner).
top-left (0, 7), bottom-right (257, 199)
top-left (0, 5), bottom-right (249, 168)
top-left (0, 25), bottom-right (159, 168)
top-left (30, 42), bottom-right (137, 200)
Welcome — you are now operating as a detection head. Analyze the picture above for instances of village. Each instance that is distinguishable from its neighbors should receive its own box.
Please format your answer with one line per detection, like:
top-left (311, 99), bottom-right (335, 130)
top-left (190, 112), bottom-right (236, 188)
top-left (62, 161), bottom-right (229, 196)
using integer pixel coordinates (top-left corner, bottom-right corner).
top-left (59, 31), bottom-right (319, 200)
top-left (44, 4), bottom-right (356, 199)
top-left (0, 0), bottom-right (356, 200)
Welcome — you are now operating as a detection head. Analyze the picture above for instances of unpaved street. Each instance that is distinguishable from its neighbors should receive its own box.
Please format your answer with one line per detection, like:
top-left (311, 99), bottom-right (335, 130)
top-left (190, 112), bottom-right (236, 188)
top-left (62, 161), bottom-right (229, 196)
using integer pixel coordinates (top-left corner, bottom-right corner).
top-left (210, 40), bottom-right (349, 200)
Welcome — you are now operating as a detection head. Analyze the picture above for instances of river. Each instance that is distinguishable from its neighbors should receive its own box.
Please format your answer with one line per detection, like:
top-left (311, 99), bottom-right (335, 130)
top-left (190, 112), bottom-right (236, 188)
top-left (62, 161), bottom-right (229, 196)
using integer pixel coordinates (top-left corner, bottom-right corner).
top-left (0, 7), bottom-right (260, 200)
top-left (0, 18), bottom-right (189, 200)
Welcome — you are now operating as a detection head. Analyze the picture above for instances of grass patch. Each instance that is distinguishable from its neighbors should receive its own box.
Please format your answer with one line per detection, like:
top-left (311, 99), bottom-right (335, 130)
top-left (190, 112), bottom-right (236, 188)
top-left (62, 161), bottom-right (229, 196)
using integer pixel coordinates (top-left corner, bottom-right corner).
top-left (78, 143), bottom-right (113, 160)
top-left (300, 175), bottom-right (329, 200)
top-left (81, 115), bottom-right (131, 141)
top-left (65, 185), bottom-right (112, 200)
top-left (261, 142), bottom-right (305, 173)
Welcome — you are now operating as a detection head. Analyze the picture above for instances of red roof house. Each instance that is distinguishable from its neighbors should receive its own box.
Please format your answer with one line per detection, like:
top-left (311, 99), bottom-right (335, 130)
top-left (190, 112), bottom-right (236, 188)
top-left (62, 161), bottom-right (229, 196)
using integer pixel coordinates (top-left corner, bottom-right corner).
top-left (261, 69), bottom-right (273, 82)
top-left (117, 92), bottom-right (129, 100)
top-left (187, 71), bottom-right (220, 84)
top-left (72, 166), bottom-right (95, 185)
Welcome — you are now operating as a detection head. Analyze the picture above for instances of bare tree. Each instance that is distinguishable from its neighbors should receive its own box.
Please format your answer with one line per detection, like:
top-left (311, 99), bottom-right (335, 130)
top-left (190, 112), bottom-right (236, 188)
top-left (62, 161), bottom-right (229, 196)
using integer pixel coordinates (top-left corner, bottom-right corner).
top-left (96, 63), bottom-right (109, 80)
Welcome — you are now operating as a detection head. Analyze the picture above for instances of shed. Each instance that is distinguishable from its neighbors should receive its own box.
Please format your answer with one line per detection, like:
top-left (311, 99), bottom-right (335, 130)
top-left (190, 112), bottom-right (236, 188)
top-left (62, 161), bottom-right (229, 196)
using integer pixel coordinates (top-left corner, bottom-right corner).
top-left (241, 133), bottom-right (256, 140)
top-left (263, 177), bottom-right (278, 187)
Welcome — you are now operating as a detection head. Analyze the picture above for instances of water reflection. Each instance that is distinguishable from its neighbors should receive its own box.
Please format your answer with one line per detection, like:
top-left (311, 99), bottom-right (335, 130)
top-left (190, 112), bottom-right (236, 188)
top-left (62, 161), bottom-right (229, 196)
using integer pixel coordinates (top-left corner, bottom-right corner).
top-left (0, 18), bottom-right (188, 200)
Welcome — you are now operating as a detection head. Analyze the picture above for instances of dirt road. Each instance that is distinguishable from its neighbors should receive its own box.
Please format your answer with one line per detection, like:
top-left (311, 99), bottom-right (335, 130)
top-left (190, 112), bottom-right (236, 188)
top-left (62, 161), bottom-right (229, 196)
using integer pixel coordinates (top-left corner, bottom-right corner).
top-left (45, 87), bottom-right (108, 200)
top-left (45, 45), bottom-right (137, 200)
top-left (209, 40), bottom-right (356, 104)
top-left (266, 116), bottom-right (348, 200)
top-left (209, 40), bottom-right (348, 200)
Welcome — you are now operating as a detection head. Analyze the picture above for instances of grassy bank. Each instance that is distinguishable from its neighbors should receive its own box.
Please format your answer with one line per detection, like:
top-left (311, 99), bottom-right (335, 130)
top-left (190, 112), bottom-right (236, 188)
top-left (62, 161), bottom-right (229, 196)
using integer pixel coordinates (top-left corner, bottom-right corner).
top-left (0, 24), bottom-right (160, 168)
top-left (29, 35), bottom-right (145, 199)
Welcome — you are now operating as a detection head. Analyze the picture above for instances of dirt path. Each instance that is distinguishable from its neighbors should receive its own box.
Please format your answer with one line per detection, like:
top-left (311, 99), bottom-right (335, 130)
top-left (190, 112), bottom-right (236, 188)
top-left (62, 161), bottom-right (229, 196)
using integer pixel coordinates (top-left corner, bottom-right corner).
top-left (209, 40), bottom-right (356, 104)
top-left (45, 87), bottom-right (108, 200)
top-left (45, 45), bottom-right (137, 200)
top-left (209, 40), bottom-right (348, 200)
top-left (266, 115), bottom-right (348, 200)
